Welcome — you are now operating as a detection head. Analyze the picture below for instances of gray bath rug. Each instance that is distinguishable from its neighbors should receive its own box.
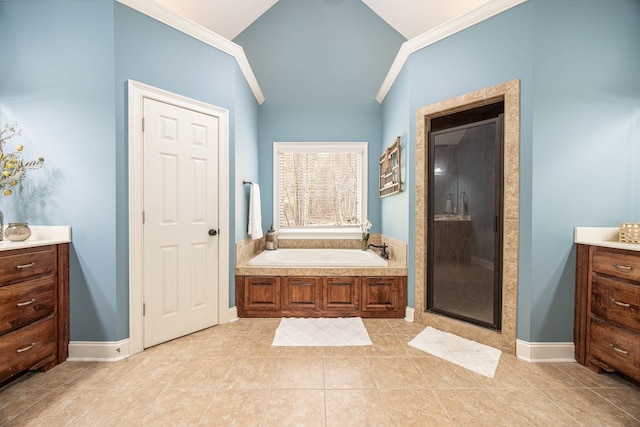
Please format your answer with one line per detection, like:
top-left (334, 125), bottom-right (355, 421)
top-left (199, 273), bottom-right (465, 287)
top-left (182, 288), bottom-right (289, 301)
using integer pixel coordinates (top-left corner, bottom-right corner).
top-left (272, 317), bottom-right (372, 347)
top-left (408, 326), bottom-right (501, 378)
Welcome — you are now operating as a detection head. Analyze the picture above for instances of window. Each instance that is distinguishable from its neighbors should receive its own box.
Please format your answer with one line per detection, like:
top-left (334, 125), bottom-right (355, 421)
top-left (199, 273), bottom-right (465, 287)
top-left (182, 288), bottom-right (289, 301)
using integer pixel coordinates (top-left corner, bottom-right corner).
top-left (273, 142), bottom-right (367, 238)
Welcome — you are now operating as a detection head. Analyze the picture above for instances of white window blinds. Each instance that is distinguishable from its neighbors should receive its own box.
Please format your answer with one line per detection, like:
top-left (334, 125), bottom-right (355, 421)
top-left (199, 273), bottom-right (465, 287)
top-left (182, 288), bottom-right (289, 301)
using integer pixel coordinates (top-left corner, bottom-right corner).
top-left (274, 142), bottom-right (366, 231)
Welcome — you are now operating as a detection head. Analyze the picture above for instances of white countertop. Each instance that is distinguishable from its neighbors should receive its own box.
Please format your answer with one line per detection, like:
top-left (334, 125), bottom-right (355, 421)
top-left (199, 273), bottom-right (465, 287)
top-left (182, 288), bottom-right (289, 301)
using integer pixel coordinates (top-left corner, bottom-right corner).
top-left (574, 227), bottom-right (640, 252)
top-left (0, 226), bottom-right (71, 251)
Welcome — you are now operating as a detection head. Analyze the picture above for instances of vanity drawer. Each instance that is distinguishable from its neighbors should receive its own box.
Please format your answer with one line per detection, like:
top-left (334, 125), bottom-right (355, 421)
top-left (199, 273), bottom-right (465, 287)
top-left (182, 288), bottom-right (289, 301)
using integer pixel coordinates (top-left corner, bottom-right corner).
top-left (591, 275), bottom-right (640, 330)
top-left (0, 246), bottom-right (56, 285)
top-left (0, 276), bottom-right (56, 335)
top-left (0, 316), bottom-right (56, 382)
top-left (592, 247), bottom-right (640, 282)
top-left (589, 318), bottom-right (640, 378)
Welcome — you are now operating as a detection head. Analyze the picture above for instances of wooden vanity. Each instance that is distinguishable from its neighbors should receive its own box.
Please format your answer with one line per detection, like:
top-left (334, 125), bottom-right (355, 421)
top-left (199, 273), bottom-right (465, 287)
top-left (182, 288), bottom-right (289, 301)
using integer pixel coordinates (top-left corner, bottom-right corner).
top-left (0, 227), bottom-right (70, 384)
top-left (574, 227), bottom-right (640, 382)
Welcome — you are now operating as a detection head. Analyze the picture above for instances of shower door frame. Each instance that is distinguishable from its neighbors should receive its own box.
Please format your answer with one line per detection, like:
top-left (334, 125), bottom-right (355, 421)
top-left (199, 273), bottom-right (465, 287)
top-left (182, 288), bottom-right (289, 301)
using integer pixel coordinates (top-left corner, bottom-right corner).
top-left (426, 116), bottom-right (504, 331)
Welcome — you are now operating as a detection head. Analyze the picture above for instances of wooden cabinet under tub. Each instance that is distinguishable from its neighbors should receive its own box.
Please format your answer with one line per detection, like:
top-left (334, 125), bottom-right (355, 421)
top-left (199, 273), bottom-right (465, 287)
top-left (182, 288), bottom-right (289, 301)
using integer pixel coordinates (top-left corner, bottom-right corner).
top-left (283, 276), bottom-right (322, 314)
top-left (574, 244), bottom-right (640, 382)
top-left (237, 275), bottom-right (406, 318)
top-left (0, 244), bottom-right (69, 384)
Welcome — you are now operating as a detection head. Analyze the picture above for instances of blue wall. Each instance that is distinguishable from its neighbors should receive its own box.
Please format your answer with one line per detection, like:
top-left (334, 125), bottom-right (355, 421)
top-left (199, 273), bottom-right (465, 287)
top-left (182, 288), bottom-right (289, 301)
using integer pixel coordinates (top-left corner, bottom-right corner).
top-left (1, 0), bottom-right (259, 342)
top-left (380, 65), bottom-right (412, 303)
top-left (380, 65), bottom-right (411, 244)
top-left (234, 0), bottom-right (406, 232)
top-left (2, 0), bottom-right (638, 345)
top-left (529, 0), bottom-right (640, 341)
top-left (382, 0), bottom-right (640, 342)
top-left (0, 0), bottom-right (118, 342)
top-left (382, 2), bottom-right (535, 321)
top-left (114, 2), bottom-right (258, 317)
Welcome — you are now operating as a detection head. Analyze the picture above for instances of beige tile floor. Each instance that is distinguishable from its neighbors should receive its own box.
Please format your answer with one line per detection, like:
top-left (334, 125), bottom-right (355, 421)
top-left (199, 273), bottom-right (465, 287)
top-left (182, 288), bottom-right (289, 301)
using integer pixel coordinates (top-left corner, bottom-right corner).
top-left (1, 318), bottom-right (639, 426)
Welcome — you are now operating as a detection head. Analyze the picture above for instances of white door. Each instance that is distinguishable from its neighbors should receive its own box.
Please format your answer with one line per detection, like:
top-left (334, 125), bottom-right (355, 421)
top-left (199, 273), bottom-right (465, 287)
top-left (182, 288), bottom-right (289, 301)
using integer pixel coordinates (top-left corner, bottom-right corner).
top-left (142, 97), bottom-right (219, 348)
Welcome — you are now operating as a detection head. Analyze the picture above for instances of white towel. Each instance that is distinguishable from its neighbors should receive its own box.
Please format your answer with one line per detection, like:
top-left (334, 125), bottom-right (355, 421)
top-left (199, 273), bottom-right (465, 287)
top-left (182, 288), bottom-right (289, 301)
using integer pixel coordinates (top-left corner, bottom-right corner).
top-left (248, 183), bottom-right (263, 239)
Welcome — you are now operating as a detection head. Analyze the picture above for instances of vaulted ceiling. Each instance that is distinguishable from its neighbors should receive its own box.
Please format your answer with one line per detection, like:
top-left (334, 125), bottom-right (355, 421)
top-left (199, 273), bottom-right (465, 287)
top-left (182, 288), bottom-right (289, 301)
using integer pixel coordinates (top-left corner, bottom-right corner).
top-left (150, 0), bottom-right (491, 41)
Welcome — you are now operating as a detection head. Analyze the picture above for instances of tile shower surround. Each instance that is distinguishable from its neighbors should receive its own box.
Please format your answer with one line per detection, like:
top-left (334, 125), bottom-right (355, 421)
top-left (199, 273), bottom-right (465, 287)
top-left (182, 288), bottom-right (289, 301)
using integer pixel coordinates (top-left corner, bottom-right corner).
top-left (1, 318), bottom-right (639, 426)
top-left (415, 80), bottom-right (521, 354)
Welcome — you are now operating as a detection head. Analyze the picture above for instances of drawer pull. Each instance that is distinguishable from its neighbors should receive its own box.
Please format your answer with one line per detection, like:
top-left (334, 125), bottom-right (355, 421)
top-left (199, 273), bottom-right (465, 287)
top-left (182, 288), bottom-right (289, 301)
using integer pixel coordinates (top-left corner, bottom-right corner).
top-left (16, 343), bottom-right (36, 353)
top-left (16, 298), bottom-right (36, 307)
top-left (609, 344), bottom-right (630, 355)
top-left (16, 262), bottom-right (35, 269)
top-left (610, 298), bottom-right (630, 308)
top-left (612, 263), bottom-right (632, 271)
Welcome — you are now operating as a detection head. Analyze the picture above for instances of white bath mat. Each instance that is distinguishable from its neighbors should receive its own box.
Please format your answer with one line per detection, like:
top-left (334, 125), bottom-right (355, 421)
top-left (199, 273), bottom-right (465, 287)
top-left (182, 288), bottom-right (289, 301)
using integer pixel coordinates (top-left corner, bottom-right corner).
top-left (408, 326), bottom-right (501, 378)
top-left (272, 317), bottom-right (372, 347)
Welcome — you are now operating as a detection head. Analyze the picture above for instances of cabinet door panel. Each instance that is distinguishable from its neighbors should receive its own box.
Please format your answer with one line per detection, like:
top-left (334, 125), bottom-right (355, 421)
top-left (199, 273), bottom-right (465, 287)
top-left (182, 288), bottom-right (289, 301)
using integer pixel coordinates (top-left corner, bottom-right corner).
top-left (323, 277), bottom-right (359, 311)
top-left (361, 277), bottom-right (398, 312)
top-left (283, 277), bottom-right (321, 314)
top-left (244, 277), bottom-right (281, 311)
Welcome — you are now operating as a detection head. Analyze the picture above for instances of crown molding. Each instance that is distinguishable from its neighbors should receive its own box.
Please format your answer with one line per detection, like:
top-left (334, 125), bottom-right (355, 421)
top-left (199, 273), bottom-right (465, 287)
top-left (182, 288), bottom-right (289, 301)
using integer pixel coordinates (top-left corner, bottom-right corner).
top-left (375, 0), bottom-right (528, 103)
top-left (116, 0), bottom-right (265, 105)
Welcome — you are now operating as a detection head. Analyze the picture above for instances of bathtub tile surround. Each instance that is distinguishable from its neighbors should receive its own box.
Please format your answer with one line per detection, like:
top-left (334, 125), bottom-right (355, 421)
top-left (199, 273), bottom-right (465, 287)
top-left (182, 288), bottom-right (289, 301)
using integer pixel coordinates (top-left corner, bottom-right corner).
top-left (235, 235), bottom-right (407, 277)
top-left (236, 234), bottom-right (407, 266)
top-left (379, 234), bottom-right (406, 266)
top-left (235, 235), bottom-right (265, 266)
top-left (1, 318), bottom-right (638, 426)
top-left (235, 236), bottom-right (408, 319)
top-left (415, 80), bottom-right (520, 354)
top-left (236, 264), bottom-right (407, 278)
top-left (236, 234), bottom-right (407, 277)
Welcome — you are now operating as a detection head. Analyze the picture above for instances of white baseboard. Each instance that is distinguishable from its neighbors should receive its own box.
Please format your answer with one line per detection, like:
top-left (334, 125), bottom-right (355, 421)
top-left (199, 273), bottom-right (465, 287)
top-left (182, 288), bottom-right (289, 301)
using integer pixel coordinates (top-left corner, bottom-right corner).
top-left (516, 339), bottom-right (575, 362)
top-left (68, 339), bottom-right (130, 362)
top-left (228, 306), bottom-right (238, 322)
top-left (404, 306), bottom-right (415, 322)
top-left (69, 311), bottom-right (239, 362)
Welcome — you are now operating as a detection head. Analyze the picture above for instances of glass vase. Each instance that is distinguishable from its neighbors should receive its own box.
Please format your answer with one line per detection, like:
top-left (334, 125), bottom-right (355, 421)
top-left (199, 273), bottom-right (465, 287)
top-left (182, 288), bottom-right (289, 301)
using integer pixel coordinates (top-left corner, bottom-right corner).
top-left (360, 239), bottom-right (368, 251)
top-left (5, 222), bottom-right (31, 242)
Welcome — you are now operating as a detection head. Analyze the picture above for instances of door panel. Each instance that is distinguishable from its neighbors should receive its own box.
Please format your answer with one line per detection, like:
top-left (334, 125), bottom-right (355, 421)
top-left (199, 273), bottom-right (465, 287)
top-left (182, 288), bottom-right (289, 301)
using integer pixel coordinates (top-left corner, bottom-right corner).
top-left (427, 115), bottom-right (503, 330)
top-left (143, 98), bottom-right (219, 348)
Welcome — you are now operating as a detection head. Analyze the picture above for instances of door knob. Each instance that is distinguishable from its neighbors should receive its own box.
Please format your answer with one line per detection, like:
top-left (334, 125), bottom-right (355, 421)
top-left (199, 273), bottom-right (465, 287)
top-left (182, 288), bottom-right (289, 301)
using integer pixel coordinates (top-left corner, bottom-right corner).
top-left (208, 229), bottom-right (218, 236)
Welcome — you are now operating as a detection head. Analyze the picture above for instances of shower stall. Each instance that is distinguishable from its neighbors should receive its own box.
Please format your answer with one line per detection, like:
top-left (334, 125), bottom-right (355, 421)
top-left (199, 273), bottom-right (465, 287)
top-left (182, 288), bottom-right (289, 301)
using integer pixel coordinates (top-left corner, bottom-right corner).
top-left (427, 103), bottom-right (504, 330)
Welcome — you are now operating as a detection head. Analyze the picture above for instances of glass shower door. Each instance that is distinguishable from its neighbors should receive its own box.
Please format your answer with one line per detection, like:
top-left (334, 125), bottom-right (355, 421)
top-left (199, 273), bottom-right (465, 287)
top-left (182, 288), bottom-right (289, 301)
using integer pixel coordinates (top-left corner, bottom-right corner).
top-left (427, 116), bottom-right (503, 330)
